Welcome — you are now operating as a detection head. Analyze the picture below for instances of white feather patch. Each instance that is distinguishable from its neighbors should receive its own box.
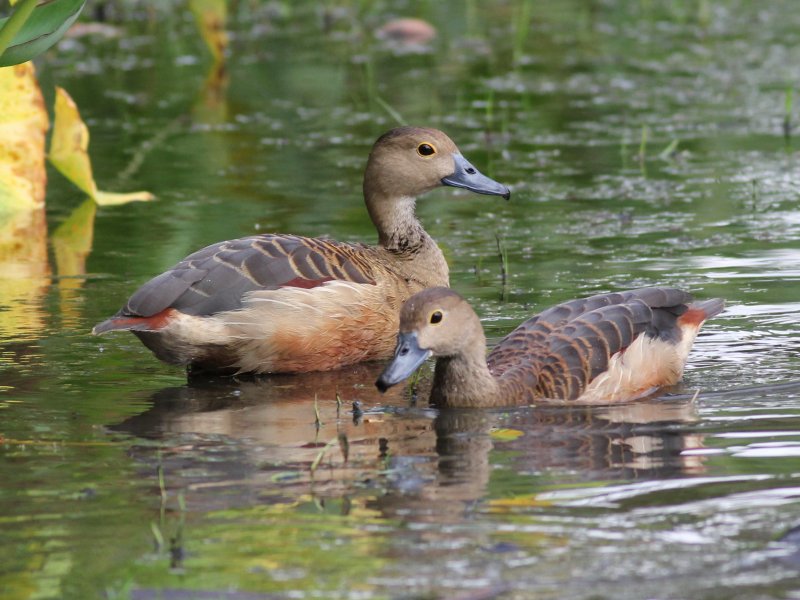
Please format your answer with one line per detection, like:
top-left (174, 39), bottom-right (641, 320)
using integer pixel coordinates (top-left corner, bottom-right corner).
top-left (575, 323), bottom-right (702, 404)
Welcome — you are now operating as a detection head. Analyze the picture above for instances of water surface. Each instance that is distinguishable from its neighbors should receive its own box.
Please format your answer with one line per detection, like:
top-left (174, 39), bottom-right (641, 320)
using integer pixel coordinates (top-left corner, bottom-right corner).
top-left (2, 2), bottom-right (800, 598)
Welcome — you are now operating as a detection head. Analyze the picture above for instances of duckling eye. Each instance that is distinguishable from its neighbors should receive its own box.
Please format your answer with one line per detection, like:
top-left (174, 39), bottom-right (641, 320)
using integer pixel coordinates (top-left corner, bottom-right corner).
top-left (429, 310), bottom-right (443, 324)
top-left (417, 143), bottom-right (436, 157)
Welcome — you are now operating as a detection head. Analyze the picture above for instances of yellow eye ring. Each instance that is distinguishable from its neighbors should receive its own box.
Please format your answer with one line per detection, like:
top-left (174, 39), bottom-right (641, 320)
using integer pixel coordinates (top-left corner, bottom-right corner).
top-left (417, 142), bottom-right (436, 157)
top-left (429, 310), bottom-right (443, 324)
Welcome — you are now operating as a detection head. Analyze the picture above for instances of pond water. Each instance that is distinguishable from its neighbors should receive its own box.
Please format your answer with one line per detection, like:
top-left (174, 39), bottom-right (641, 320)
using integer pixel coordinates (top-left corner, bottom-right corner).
top-left (3, 1), bottom-right (800, 598)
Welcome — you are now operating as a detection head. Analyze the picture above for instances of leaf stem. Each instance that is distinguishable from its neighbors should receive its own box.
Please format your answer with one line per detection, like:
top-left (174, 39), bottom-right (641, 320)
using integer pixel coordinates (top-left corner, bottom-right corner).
top-left (0, 0), bottom-right (38, 59)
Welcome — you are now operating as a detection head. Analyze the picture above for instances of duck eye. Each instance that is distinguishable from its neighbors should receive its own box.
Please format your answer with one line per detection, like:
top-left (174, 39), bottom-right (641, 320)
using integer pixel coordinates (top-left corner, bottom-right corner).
top-left (429, 310), bottom-right (443, 324)
top-left (417, 143), bottom-right (436, 157)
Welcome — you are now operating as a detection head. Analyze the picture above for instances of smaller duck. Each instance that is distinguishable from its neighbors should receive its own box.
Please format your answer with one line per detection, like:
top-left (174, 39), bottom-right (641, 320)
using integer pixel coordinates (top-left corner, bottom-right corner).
top-left (376, 287), bottom-right (724, 407)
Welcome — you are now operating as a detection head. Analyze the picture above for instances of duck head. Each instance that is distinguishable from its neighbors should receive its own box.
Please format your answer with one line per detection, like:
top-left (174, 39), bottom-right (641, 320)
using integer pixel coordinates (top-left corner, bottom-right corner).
top-left (376, 287), bottom-right (484, 392)
top-left (363, 126), bottom-right (510, 202)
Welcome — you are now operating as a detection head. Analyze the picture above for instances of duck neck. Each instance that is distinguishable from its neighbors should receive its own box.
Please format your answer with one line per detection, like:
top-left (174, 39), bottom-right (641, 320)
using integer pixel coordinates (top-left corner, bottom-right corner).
top-left (364, 187), bottom-right (449, 287)
top-left (430, 349), bottom-right (503, 409)
top-left (366, 191), bottom-right (429, 253)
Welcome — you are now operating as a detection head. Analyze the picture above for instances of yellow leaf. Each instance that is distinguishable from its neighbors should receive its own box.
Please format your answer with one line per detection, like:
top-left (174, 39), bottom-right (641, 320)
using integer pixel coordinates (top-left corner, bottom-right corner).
top-left (0, 169), bottom-right (49, 275)
top-left (193, 61), bottom-right (229, 125)
top-left (51, 198), bottom-right (95, 327)
top-left (0, 62), bottom-right (48, 208)
top-left (48, 86), bottom-right (155, 205)
top-left (52, 199), bottom-right (96, 274)
top-left (489, 427), bottom-right (524, 442)
top-left (48, 86), bottom-right (97, 196)
top-left (0, 176), bottom-right (49, 340)
top-left (486, 494), bottom-right (554, 510)
top-left (189, 0), bottom-right (228, 64)
top-left (0, 62), bottom-right (50, 342)
top-left (0, 164), bottom-right (39, 217)
top-left (93, 190), bottom-right (155, 206)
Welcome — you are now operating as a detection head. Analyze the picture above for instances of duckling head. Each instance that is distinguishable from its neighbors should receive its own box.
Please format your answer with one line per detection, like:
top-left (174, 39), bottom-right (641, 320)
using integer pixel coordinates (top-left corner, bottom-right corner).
top-left (376, 287), bottom-right (483, 392)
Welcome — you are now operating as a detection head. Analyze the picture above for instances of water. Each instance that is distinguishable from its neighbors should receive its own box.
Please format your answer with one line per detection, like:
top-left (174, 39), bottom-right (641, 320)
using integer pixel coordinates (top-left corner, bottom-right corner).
top-left (2, 1), bottom-right (800, 598)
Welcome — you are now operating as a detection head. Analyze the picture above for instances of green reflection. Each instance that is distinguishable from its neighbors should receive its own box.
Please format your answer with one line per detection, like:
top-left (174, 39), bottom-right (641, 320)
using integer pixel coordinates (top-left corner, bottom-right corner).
top-left (2, 1), bottom-right (800, 598)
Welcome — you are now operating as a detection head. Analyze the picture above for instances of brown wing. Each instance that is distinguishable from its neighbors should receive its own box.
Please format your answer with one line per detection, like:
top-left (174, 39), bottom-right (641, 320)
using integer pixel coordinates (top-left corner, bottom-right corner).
top-left (115, 234), bottom-right (377, 319)
top-left (487, 287), bottom-right (692, 401)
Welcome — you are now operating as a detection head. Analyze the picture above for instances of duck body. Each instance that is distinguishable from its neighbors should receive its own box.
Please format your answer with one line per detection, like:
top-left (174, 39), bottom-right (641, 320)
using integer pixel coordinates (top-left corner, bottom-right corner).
top-left (376, 287), bottom-right (724, 407)
top-left (96, 233), bottom-right (447, 374)
top-left (93, 127), bottom-right (510, 374)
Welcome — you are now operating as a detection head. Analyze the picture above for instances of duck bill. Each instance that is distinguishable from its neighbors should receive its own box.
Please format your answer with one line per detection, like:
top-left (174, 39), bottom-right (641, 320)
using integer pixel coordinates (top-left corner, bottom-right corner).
top-left (375, 332), bottom-right (432, 393)
top-left (441, 153), bottom-right (510, 200)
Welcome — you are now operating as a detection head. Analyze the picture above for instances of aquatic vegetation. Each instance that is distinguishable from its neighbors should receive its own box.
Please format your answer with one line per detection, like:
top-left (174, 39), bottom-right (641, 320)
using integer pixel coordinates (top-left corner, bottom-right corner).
top-left (2, 2), bottom-right (800, 598)
top-left (0, 0), bottom-right (84, 67)
top-left (49, 87), bottom-right (154, 205)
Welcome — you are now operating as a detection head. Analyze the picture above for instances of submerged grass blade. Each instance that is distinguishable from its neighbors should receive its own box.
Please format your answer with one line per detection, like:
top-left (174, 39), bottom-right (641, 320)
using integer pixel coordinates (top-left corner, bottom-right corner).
top-left (313, 393), bottom-right (322, 429)
top-left (512, 0), bottom-right (533, 66)
top-left (375, 95), bottom-right (407, 126)
top-left (638, 124), bottom-right (649, 176)
top-left (337, 432), bottom-right (349, 463)
top-left (496, 233), bottom-right (509, 302)
top-left (658, 139), bottom-right (679, 161)
top-left (638, 124), bottom-right (649, 162)
top-left (310, 437), bottom-right (339, 475)
top-left (150, 521), bottom-right (165, 552)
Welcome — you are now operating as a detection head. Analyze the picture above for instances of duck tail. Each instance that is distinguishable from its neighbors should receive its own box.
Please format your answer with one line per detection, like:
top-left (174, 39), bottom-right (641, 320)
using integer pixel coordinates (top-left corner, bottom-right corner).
top-left (679, 298), bottom-right (725, 328)
top-left (92, 309), bottom-right (177, 335)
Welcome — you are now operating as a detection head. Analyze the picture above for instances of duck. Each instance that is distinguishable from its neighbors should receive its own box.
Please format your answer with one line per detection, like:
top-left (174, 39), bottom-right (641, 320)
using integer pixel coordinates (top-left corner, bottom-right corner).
top-left (92, 127), bottom-right (510, 375)
top-left (375, 286), bottom-right (724, 407)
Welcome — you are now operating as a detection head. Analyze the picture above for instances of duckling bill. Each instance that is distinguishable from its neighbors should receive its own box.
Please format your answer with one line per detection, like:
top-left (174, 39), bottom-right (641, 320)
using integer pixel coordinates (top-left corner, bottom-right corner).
top-left (376, 287), bottom-right (724, 407)
top-left (93, 127), bottom-right (510, 375)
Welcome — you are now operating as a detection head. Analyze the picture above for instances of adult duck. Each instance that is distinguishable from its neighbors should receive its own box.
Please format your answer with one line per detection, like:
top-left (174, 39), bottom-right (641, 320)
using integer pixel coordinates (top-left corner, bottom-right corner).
top-left (93, 127), bottom-right (510, 374)
top-left (376, 287), bottom-right (723, 406)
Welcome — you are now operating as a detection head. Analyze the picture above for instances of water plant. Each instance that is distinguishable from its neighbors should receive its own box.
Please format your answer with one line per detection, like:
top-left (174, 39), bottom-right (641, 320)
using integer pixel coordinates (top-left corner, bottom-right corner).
top-left (784, 86), bottom-right (793, 141)
top-left (496, 232), bottom-right (509, 301)
top-left (0, 0), bottom-right (85, 67)
top-left (314, 394), bottom-right (322, 430)
top-left (310, 436), bottom-right (339, 475)
top-left (658, 138), bottom-right (680, 162)
top-left (637, 124), bottom-right (650, 176)
top-left (512, 0), bottom-right (533, 67)
top-left (638, 124), bottom-right (649, 164)
top-left (406, 366), bottom-right (424, 401)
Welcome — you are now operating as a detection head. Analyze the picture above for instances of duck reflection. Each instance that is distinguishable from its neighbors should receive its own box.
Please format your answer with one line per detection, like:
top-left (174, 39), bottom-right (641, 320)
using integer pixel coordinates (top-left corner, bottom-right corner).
top-left (112, 369), bottom-right (705, 519)
top-left (498, 400), bottom-right (705, 478)
top-left (112, 364), bottom-right (437, 510)
top-left (112, 363), bottom-right (430, 451)
top-left (372, 399), bottom-right (704, 522)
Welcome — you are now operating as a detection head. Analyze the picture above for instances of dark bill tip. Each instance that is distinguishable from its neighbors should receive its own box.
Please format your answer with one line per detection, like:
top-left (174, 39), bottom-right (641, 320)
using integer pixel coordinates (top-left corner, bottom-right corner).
top-left (442, 153), bottom-right (510, 200)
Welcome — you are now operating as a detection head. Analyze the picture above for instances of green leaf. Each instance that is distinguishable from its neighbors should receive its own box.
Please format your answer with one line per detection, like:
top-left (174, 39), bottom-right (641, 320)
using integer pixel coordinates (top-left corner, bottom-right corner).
top-left (0, 0), bottom-right (86, 67)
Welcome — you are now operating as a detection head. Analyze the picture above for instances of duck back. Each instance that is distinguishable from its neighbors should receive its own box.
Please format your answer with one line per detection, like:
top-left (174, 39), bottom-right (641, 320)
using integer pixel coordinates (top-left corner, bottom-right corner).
top-left (488, 287), bottom-right (724, 404)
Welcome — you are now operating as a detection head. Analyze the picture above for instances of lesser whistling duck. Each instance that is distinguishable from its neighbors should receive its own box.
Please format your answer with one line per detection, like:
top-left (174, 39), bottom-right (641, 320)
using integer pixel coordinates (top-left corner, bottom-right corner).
top-left (93, 127), bottom-right (510, 374)
top-left (376, 287), bottom-right (724, 407)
